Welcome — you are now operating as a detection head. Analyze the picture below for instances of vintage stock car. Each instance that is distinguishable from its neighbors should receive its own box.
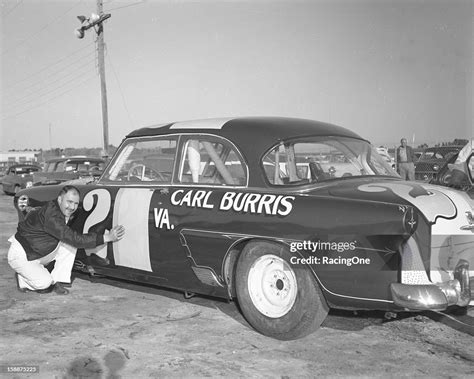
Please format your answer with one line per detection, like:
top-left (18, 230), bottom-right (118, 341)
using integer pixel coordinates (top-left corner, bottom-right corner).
top-left (2, 164), bottom-right (42, 195)
top-left (32, 156), bottom-right (106, 186)
top-left (415, 145), bottom-right (463, 182)
top-left (430, 139), bottom-right (474, 193)
top-left (14, 117), bottom-right (473, 340)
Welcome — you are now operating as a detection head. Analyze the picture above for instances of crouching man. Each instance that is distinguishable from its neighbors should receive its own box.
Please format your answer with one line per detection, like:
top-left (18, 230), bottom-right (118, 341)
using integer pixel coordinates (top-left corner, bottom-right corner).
top-left (7, 185), bottom-right (125, 295)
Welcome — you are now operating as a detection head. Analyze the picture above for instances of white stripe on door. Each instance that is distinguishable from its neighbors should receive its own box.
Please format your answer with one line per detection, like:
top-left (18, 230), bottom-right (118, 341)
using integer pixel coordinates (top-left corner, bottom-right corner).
top-left (112, 188), bottom-right (153, 272)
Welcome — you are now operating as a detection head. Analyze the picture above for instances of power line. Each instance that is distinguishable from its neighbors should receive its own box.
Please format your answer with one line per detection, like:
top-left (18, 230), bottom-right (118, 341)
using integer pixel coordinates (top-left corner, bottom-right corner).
top-left (5, 65), bottom-right (97, 113)
top-left (4, 57), bottom-right (97, 108)
top-left (2, 0), bottom-right (24, 17)
top-left (2, 73), bottom-right (97, 120)
top-left (4, 63), bottom-right (97, 114)
top-left (0, 0), bottom-right (84, 56)
top-left (4, 42), bottom-right (95, 89)
top-left (106, 0), bottom-right (147, 13)
top-left (4, 51), bottom-right (96, 103)
top-left (106, 53), bottom-right (135, 129)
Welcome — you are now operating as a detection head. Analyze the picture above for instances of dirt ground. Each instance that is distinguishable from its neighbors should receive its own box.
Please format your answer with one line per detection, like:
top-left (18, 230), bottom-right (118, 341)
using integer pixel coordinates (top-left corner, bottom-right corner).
top-left (0, 192), bottom-right (473, 379)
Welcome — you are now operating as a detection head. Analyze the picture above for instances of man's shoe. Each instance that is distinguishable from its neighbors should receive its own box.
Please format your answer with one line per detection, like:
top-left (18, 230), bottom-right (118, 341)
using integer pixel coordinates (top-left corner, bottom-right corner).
top-left (53, 283), bottom-right (69, 295)
top-left (15, 275), bottom-right (54, 293)
top-left (87, 254), bottom-right (110, 266)
top-left (36, 285), bottom-right (54, 294)
top-left (56, 282), bottom-right (72, 288)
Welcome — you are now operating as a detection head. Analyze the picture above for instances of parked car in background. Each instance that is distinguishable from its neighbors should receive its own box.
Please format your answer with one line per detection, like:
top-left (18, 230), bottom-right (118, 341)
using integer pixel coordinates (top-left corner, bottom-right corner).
top-left (413, 150), bottom-right (423, 161)
top-left (2, 164), bottom-right (42, 195)
top-left (14, 117), bottom-right (472, 340)
top-left (430, 139), bottom-right (474, 193)
top-left (0, 161), bottom-right (10, 178)
top-left (32, 156), bottom-right (106, 186)
top-left (414, 145), bottom-right (463, 181)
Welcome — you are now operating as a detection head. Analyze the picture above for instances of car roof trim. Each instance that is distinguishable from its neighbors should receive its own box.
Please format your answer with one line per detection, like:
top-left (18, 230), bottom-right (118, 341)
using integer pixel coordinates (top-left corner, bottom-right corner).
top-left (169, 118), bottom-right (235, 130)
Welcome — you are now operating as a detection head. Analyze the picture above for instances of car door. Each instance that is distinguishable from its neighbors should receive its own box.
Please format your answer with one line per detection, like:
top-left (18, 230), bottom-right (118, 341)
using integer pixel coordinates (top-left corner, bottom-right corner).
top-left (145, 134), bottom-right (249, 295)
top-left (84, 135), bottom-right (179, 283)
top-left (81, 133), bottom-right (250, 296)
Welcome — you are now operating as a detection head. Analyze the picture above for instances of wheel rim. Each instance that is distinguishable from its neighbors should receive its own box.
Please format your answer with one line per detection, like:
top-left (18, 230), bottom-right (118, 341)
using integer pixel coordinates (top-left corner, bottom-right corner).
top-left (247, 254), bottom-right (297, 318)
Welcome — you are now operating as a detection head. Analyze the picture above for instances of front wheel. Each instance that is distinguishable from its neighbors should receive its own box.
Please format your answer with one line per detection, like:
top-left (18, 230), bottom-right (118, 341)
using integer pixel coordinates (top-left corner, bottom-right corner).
top-left (235, 241), bottom-right (328, 340)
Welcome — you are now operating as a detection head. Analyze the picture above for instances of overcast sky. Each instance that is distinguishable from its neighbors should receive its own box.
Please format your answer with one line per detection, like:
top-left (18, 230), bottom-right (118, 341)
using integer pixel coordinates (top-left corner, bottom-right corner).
top-left (1, 0), bottom-right (473, 151)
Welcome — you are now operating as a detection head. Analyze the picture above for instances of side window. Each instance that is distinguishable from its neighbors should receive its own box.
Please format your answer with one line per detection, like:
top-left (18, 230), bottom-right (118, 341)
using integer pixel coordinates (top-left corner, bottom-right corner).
top-left (178, 137), bottom-right (247, 186)
top-left (65, 162), bottom-right (75, 171)
top-left (263, 144), bottom-right (286, 185)
top-left (103, 138), bottom-right (177, 183)
top-left (57, 162), bottom-right (66, 172)
top-left (263, 138), bottom-right (384, 185)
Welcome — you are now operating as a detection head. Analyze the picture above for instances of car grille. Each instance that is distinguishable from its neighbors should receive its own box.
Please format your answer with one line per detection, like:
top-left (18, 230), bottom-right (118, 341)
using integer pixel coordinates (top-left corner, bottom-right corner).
top-left (415, 162), bottom-right (438, 181)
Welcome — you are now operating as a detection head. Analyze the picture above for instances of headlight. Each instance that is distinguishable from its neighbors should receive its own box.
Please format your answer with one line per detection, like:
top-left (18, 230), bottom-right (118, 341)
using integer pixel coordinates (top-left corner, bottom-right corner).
top-left (433, 164), bottom-right (439, 171)
top-left (26, 181), bottom-right (33, 188)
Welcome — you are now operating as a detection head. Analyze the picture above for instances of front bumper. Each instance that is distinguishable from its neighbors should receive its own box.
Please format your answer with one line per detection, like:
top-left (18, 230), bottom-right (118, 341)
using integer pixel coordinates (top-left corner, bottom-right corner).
top-left (391, 260), bottom-right (471, 310)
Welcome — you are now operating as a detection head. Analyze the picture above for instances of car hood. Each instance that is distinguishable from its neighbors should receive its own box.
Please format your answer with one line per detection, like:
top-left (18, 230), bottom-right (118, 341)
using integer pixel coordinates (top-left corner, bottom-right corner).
top-left (307, 177), bottom-right (472, 228)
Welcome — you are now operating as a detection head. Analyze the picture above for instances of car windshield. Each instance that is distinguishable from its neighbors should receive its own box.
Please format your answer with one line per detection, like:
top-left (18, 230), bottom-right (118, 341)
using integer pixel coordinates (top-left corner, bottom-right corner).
top-left (101, 138), bottom-right (178, 183)
top-left (262, 137), bottom-right (398, 185)
top-left (12, 166), bottom-right (40, 175)
top-left (64, 160), bottom-right (105, 172)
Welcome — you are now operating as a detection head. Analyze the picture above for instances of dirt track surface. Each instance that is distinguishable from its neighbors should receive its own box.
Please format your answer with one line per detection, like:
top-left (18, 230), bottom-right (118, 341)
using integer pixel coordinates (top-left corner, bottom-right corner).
top-left (0, 192), bottom-right (473, 378)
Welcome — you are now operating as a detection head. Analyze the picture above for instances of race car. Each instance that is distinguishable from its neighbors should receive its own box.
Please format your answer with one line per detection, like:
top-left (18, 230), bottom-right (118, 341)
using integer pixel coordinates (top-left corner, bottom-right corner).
top-left (2, 164), bottom-right (42, 195)
top-left (13, 117), bottom-right (473, 340)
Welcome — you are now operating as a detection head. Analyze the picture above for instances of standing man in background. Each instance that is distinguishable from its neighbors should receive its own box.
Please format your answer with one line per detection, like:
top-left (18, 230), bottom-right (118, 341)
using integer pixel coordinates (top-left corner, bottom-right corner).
top-left (396, 138), bottom-right (416, 181)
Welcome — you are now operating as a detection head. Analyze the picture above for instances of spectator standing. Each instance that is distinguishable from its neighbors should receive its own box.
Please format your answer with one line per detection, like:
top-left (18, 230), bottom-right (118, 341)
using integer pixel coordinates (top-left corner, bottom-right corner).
top-left (396, 138), bottom-right (416, 180)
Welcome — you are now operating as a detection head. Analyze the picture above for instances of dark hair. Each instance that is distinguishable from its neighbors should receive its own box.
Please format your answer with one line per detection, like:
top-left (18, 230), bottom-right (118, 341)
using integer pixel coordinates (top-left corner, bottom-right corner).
top-left (58, 185), bottom-right (80, 197)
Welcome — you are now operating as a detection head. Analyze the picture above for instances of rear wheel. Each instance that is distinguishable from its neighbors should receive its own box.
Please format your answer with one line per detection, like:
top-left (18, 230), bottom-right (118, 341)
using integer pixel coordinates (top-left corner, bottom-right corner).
top-left (235, 241), bottom-right (328, 340)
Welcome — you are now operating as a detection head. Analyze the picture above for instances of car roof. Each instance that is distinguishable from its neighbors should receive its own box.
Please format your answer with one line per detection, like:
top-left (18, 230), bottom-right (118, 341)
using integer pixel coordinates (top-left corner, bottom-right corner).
top-left (8, 164), bottom-right (41, 169)
top-left (423, 146), bottom-right (463, 152)
top-left (45, 156), bottom-right (104, 163)
top-left (126, 117), bottom-right (365, 155)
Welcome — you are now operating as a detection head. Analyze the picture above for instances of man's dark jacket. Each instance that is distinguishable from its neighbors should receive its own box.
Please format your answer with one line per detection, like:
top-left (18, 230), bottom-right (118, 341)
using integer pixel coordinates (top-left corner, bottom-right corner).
top-left (396, 145), bottom-right (416, 163)
top-left (15, 200), bottom-right (104, 261)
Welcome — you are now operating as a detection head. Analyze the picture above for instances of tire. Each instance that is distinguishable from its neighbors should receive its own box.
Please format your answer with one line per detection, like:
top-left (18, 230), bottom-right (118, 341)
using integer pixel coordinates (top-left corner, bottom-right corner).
top-left (13, 185), bottom-right (20, 194)
top-left (2, 184), bottom-right (11, 195)
top-left (235, 240), bottom-right (328, 340)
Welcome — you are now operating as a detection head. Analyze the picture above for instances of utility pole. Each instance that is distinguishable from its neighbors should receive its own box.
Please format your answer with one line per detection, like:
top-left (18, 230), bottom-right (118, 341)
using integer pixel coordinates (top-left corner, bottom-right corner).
top-left (96, 0), bottom-right (109, 159)
top-left (75, 1), bottom-right (111, 158)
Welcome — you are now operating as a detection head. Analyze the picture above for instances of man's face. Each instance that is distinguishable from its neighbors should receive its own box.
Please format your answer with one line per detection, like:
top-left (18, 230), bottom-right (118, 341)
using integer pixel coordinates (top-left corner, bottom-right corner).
top-left (58, 190), bottom-right (80, 218)
top-left (401, 139), bottom-right (407, 147)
